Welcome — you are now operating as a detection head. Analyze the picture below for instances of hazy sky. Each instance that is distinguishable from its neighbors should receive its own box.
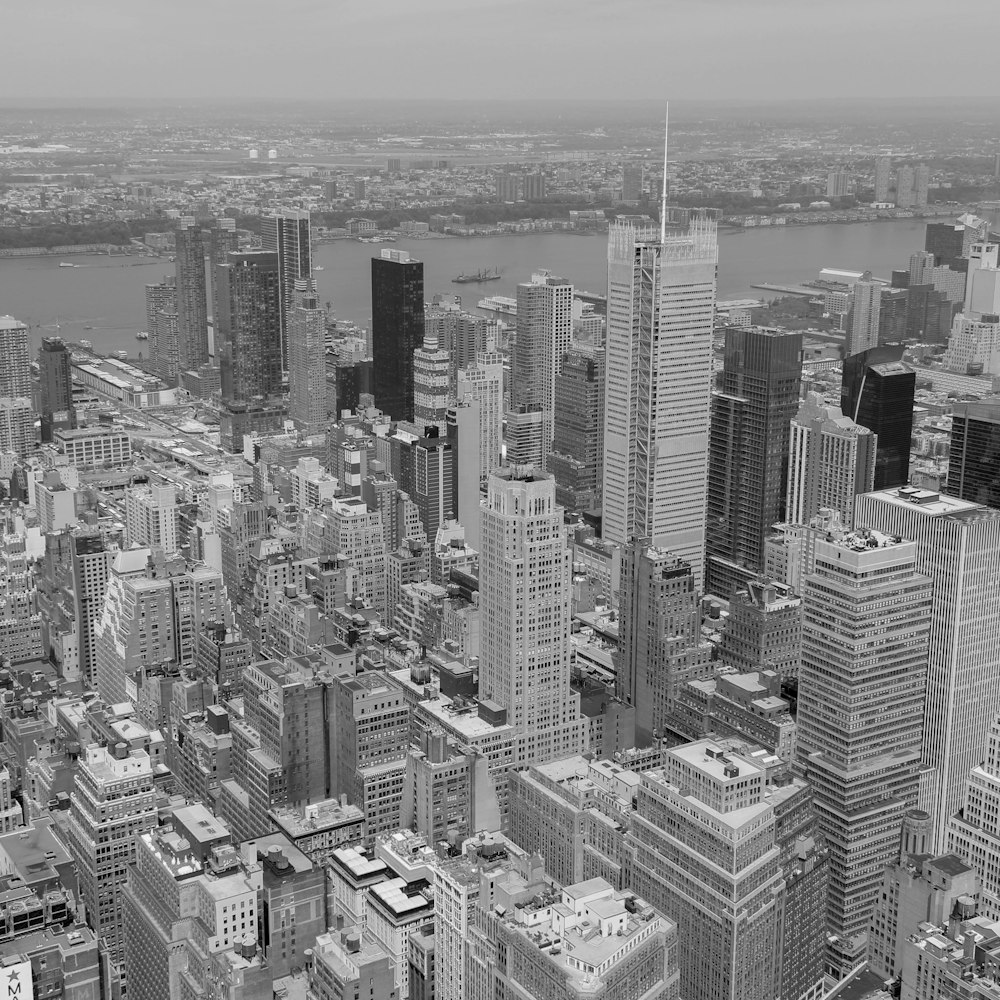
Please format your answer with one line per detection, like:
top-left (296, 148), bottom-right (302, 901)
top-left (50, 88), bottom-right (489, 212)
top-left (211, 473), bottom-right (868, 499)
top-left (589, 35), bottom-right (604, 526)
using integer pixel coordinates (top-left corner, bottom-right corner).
top-left (5, 0), bottom-right (996, 103)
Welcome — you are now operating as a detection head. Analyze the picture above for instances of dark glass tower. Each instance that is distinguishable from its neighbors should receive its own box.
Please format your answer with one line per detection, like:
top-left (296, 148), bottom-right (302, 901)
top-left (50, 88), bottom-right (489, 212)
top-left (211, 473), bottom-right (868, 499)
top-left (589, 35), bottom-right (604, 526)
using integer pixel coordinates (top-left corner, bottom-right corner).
top-left (705, 326), bottom-right (803, 598)
top-left (372, 250), bottom-right (424, 422)
top-left (174, 218), bottom-right (209, 372)
top-left (841, 345), bottom-right (915, 490)
top-left (924, 222), bottom-right (966, 267)
top-left (215, 251), bottom-right (282, 403)
top-left (949, 399), bottom-right (1000, 507)
top-left (37, 336), bottom-right (74, 441)
top-left (548, 349), bottom-right (603, 511)
top-left (261, 211), bottom-right (312, 368)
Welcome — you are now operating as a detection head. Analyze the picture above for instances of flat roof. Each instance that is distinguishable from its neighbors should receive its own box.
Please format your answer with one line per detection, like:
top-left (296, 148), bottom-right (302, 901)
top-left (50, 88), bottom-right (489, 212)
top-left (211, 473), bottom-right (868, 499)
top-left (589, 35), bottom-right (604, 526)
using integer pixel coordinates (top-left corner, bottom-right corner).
top-left (861, 486), bottom-right (983, 519)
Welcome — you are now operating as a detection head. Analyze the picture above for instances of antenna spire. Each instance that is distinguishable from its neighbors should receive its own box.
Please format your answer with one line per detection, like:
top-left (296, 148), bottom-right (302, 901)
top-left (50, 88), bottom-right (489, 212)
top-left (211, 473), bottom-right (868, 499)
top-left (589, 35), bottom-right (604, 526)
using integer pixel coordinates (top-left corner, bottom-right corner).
top-left (660, 102), bottom-right (669, 243)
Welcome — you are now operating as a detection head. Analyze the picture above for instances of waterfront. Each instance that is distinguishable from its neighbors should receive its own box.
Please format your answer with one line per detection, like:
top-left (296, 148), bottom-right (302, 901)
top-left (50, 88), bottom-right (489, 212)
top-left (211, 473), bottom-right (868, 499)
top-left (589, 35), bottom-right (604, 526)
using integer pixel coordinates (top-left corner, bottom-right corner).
top-left (0, 219), bottom-right (931, 357)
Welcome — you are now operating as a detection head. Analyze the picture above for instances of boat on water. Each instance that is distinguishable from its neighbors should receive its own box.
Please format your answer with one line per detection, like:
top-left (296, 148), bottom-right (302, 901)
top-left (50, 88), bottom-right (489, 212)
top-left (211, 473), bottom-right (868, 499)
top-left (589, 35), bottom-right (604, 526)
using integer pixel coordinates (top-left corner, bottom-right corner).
top-left (314, 265), bottom-right (325, 271)
top-left (59, 262), bottom-right (76, 268)
top-left (80, 340), bottom-right (92, 350)
top-left (452, 266), bottom-right (502, 284)
top-left (135, 331), bottom-right (149, 340)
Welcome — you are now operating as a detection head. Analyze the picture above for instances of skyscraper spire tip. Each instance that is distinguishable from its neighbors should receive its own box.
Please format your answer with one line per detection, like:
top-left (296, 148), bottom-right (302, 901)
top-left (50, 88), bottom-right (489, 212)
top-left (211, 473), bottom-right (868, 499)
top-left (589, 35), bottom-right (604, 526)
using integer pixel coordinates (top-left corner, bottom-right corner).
top-left (660, 102), bottom-right (669, 243)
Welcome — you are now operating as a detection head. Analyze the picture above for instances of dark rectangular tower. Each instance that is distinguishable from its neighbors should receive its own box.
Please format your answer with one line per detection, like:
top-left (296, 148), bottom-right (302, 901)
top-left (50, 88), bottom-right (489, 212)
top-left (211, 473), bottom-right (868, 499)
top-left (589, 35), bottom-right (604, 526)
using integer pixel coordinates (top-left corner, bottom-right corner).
top-left (261, 211), bottom-right (312, 369)
top-left (841, 345), bottom-right (915, 490)
top-left (174, 218), bottom-right (209, 372)
top-left (215, 251), bottom-right (282, 404)
top-left (705, 326), bottom-right (803, 597)
top-left (372, 250), bottom-right (425, 422)
top-left (948, 399), bottom-right (1000, 507)
top-left (37, 336), bottom-right (74, 441)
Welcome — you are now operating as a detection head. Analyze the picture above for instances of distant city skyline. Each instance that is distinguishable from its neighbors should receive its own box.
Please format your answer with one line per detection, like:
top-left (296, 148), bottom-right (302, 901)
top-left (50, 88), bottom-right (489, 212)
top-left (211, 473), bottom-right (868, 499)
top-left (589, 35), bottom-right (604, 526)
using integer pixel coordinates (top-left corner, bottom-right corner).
top-left (5, 0), bottom-right (1000, 102)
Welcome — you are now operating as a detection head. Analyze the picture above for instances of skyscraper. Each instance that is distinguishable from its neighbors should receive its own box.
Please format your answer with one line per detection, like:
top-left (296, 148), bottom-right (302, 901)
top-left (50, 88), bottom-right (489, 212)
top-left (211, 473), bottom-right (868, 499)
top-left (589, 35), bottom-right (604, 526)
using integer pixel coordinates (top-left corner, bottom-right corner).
top-left (925, 222), bottom-right (966, 266)
top-left (855, 485), bottom-right (1000, 850)
top-left (914, 162), bottom-right (930, 208)
top-left (796, 529), bottom-right (931, 975)
top-left (509, 270), bottom-right (574, 465)
top-left (896, 165), bottom-right (915, 208)
top-left (617, 538), bottom-right (711, 739)
top-left (478, 468), bottom-right (577, 736)
top-left (457, 354), bottom-right (504, 480)
top-left (847, 271), bottom-right (882, 356)
top-left (261, 209), bottom-right (312, 367)
top-left (874, 155), bottom-right (892, 204)
top-left (287, 281), bottom-right (328, 435)
top-left (0, 315), bottom-right (31, 398)
top-left (948, 399), bottom-right (1000, 506)
top-left (705, 326), bottom-right (802, 597)
top-left (144, 274), bottom-right (177, 380)
top-left (940, 310), bottom-right (1000, 376)
top-left (37, 336), bottom-right (74, 441)
top-left (719, 578), bottom-right (802, 680)
top-left (372, 249), bottom-right (424, 422)
top-left (841, 345), bottom-right (915, 490)
top-left (215, 251), bottom-right (282, 403)
top-left (174, 217), bottom-right (209, 372)
top-left (547, 348), bottom-right (603, 511)
top-left (602, 211), bottom-right (718, 589)
top-left (786, 391), bottom-right (876, 526)
top-left (412, 333), bottom-right (450, 432)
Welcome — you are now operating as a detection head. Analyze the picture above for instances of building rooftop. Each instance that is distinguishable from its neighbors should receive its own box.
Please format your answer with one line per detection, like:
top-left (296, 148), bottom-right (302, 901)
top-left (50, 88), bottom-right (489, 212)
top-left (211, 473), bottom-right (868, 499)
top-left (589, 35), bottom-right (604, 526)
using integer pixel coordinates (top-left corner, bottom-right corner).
top-left (269, 798), bottom-right (364, 837)
top-left (863, 485), bottom-right (981, 518)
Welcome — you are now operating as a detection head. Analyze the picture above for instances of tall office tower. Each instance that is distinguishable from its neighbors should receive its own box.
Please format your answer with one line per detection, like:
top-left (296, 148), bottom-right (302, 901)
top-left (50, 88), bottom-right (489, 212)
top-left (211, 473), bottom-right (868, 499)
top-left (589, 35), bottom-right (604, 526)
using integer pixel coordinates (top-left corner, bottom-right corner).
top-left (174, 218), bottom-right (209, 371)
top-left (796, 530), bottom-right (931, 973)
top-left (503, 407), bottom-right (547, 470)
top-left (847, 272), bottom-right (882, 356)
top-left (705, 326), bottom-right (802, 598)
top-left (446, 398), bottom-right (481, 548)
top-left (617, 538), bottom-right (712, 740)
top-left (896, 165), bottom-right (915, 208)
top-left (948, 399), bottom-right (1000, 506)
top-left (940, 310), bottom-right (1000, 376)
top-left (908, 249), bottom-right (935, 287)
top-left (36, 336), bottom-right (74, 441)
top-left (412, 333), bottom-right (450, 432)
top-left (628, 740), bottom-right (785, 1000)
top-left (925, 221), bottom-right (967, 266)
top-left (216, 250), bottom-right (282, 403)
top-left (412, 432), bottom-right (454, 541)
top-left (719, 578), bottom-right (802, 679)
top-left (64, 745), bottom-right (158, 976)
top-left (478, 468), bottom-right (578, 735)
top-left (261, 209), bottom-right (312, 367)
top-left (446, 313), bottom-right (496, 394)
top-left (826, 168), bottom-right (850, 198)
top-left (510, 270), bottom-right (574, 462)
top-left (0, 315), bottom-right (31, 397)
top-left (547, 349), bottom-right (602, 511)
top-left (457, 353), bottom-right (504, 479)
top-left (0, 398), bottom-right (34, 458)
top-left (72, 531), bottom-right (115, 687)
top-left (948, 716), bottom-right (1000, 920)
top-left (602, 212), bottom-right (718, 589)
top-left (786, 391), bottom-right (876, 526)
top-left (914, 162), bottom-right (930, 208)
top-left (855, 485), bottom-right (1000, 850)
top-left (372, 249), bottom-right (424, 421)
top-left (841, 345), bottom-right (915, 489)
top-left (964, 241), bottom-right (1000, 313)
top-left (622, 162), bottom-right (644, 203)
top-left (874, 154), bottom-right (892, 203)
top-left (288, 281), bottom-right (328, 435)
top-left (125, 482), bottom-right (178, 552)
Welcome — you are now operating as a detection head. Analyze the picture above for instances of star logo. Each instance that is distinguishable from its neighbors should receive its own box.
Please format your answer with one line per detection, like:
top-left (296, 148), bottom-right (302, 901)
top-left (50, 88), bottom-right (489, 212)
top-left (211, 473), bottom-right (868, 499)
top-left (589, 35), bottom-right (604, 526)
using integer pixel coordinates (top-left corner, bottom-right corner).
top-left (4, 970), bottom-right (17, 984)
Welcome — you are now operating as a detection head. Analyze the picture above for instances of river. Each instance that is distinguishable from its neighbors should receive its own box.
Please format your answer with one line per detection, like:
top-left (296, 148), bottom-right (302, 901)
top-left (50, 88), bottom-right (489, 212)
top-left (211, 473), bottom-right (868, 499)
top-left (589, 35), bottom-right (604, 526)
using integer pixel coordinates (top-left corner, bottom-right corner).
top-left (0, 219), bottom-right (930, 357)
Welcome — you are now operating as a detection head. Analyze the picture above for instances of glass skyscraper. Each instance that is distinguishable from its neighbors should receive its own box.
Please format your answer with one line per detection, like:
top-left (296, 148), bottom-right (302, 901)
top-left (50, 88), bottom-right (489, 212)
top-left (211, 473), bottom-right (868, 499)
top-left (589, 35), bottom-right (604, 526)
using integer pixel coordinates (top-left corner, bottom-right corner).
top-left (371, 250), bottom-right (424, 422)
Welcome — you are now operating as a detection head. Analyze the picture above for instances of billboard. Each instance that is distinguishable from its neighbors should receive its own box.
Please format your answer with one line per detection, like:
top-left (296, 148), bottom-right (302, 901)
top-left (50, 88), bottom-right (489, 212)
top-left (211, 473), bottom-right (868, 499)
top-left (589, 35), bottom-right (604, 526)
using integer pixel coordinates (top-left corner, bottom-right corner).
top-left (1, 962), bottom-right (32, 1000)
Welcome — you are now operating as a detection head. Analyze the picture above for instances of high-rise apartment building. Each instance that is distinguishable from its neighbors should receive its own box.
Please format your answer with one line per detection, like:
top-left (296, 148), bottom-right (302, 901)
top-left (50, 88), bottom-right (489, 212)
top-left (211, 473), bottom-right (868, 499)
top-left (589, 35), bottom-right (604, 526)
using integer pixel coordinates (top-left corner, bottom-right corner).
top-left (261, 209), bottom-right (312, 367)
top-left (855, 485), bottom-right (1000, 850)
top-left (372, 250), bottom-right (424, 421)
top-left (786, 391), bottom-right (876, 526)
top-left (874, 155), bottom-right (892, 203)
top-left (914, 163), bottom-right (930, 209)
top-left (216, 250), bottom-right (283, 403)
top-left (145, 274), bottom-right (177, 380)
top-left (174, 218), bottom-right (209, 371)
top-left (940, 310), bottom-right (1000, 377)
top-left (628, 740), bottom-right (785, 1000)
top-left (0, 398), bottom-right (34, 458)
top-left (412, 334), bottom-right (450, 432)
top-left (826, 168), bottom-right (851, 198)
top-left (617, 538), bottom-right (711, 739)
top-left (125, 482), bottom-right (178, 553)
top-left (719, 578), bottom-right (802, 679)
top-left (72, 530), bottom-right (116, 687)
top-left (509, 270), bottom-right (574, 462)
top-left (548, 348), bottom-right (603, 511)
top-left (457, 353), bottom-right (503, 479)
top-left (705, 326), bottom-right (802, 597)
top-left (478, 468), bottom-right (579, 736)
top-left (797, 529), bottom-right (931, 973)
top-left (0, 315), bottom-right (32, 398)
top-left (602, 212), bottom-right (718, 588)
top-left (847, 272), bottom-right (882, 356)
top-left (288, 280), bottom-right (329, 435)
top-left (948, 399), bottom-right (1000, 506)
top-left (37, 336), bottom-right (74, 441)
top-left (445, 399), bottom-right (481, 547)
top-left (64, 745), bottom-right (158, 975)
top-left (896, 165), bottom-right (916, 208)
top-left (841, 345), bottom-right (915, 490)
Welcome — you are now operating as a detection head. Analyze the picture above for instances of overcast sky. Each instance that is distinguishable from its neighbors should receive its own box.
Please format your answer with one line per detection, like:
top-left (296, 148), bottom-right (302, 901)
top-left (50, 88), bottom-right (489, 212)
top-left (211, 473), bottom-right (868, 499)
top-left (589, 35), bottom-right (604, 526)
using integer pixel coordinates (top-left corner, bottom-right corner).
top-left (4, 0), bottom-right (994, 103)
